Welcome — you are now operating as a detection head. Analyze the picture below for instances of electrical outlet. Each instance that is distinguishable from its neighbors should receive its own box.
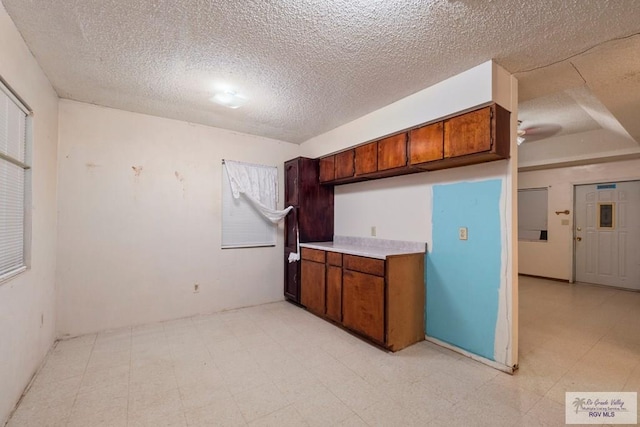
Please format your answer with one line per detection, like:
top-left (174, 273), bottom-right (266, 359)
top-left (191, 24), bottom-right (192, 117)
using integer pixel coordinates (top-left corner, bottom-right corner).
top-left (193, 283), bottom-right (200, 293)
top-left (459, 227), bottom-right (468, 240)
top-left (371, 226), bottom-right (376, 237)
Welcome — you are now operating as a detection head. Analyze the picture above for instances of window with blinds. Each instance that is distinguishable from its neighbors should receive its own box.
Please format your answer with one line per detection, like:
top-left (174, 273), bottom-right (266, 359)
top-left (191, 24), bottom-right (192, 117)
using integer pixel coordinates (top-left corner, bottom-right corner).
top-left (0, 80), bottom-right (30, 282)
top-left (221, 162), bottom-right (277, 248)
top-left (518, 188), bottom-right (548, 241)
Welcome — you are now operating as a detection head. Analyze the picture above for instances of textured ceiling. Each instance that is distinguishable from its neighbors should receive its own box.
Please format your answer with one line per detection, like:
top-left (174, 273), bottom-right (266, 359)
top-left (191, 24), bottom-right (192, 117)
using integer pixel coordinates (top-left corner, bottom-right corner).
top-left (3, 0), bottom-right (640, 144)
top-left (519, 91), bottom-right (600, 141)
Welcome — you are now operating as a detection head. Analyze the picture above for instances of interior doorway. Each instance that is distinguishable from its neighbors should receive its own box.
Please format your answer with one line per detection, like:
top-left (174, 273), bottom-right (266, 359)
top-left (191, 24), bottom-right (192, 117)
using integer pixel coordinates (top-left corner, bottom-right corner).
top-left (574, 180), bottom-right (640, 290)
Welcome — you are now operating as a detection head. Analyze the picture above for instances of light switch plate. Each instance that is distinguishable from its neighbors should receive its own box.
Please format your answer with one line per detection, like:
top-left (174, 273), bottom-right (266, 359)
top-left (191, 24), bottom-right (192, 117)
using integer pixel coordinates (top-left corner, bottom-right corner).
top-left (459, 227), bottom-right (468, 240)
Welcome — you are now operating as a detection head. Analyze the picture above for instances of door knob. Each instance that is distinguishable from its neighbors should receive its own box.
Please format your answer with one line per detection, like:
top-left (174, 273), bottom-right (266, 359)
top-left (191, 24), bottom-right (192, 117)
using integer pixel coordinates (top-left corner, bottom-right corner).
top-left (576, 227), bottom-right (582, 231)
top-left (576, 237), bottom-right (582, 241)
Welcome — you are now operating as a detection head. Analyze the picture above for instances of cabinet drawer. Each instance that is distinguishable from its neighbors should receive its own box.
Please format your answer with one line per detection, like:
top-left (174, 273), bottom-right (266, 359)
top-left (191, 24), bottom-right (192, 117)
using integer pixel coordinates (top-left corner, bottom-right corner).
top-left (343, 255), bottom-right (385, 276)
top-left (301, 248), bottom-right (326, 263)
top-left (327, 251), bottom-right (342, 266)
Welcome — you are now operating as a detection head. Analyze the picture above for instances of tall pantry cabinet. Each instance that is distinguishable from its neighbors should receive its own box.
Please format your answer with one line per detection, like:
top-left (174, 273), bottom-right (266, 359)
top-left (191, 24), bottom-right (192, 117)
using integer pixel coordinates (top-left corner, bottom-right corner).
top-left (284, 157), bottom-right (334, 303)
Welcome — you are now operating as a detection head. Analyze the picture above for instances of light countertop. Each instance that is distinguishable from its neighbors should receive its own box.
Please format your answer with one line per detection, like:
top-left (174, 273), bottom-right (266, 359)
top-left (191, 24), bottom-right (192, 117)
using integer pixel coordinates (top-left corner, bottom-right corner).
top-left (299, 236), bottom-right (426, 260)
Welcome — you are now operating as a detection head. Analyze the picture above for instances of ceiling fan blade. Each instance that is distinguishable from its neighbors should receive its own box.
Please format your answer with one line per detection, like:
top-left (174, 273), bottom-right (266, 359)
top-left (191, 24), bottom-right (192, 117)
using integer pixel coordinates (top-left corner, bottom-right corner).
top-left (522, 123), bottom-right (562, 141)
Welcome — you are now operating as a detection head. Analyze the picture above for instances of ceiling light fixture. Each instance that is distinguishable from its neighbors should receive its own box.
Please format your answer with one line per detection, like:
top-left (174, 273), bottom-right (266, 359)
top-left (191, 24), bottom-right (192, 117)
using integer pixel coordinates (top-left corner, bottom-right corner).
top-left (211, 91), bottom-right (247, 109)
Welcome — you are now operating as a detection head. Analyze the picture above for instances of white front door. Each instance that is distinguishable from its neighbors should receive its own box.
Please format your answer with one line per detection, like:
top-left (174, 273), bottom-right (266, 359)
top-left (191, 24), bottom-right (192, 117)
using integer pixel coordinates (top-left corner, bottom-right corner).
top-left (574, 181), bottom-right (640, 290)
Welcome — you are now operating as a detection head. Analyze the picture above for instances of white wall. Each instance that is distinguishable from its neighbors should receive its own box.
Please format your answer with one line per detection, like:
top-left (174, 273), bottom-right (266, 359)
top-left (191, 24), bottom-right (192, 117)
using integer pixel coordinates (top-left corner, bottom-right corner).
top-left (301, 61), bottom-right (495, 158)
top-left (519, 128), bottom-right (640, 171)
top-left (519, 158), bottom-right (640, 280)
top-left (300, 61), bottom-right (519, 368)
top-left (0, 4), bottom-right (59, 424)
top-left (56, 100), bottom-right (299, 337)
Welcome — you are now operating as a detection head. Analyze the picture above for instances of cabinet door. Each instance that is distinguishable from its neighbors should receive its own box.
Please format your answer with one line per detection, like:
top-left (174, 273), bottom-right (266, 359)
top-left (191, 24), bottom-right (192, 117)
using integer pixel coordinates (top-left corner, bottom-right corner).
top-left (284, 252), bottom-right (300, 302)
top-left (319, 156), bottom-right (335, 183)
top-left (335, 150), bottom-right (355, 179)
top-left (342, 270), bottom-right (385, 343)
top-left (326, 265), bottom-right (342, 322)
top-left (355, 142), bottom-right (377, 176)
top-left (409, 122), bottom-right (444, 166)
top-left (284, 208), bottom-right (297, 250)
top-left (377, 133), bottom-right (407, 171)
top-left (285, 159), bottom-right (299, 205)
top-left (444, 106), bottom-right (491, 158)
top-left (301, 260), bottom-right (326, 315)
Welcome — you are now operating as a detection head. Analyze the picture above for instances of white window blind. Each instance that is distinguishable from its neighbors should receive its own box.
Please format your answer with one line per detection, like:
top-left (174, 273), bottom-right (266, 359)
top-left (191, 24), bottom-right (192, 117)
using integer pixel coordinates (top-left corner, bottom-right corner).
top-left (0, 81), bottom-right (30, 281)
top-left (221, 162), bottom-right (277, 248)
top-left (518, 188), bottom-right (548, 241)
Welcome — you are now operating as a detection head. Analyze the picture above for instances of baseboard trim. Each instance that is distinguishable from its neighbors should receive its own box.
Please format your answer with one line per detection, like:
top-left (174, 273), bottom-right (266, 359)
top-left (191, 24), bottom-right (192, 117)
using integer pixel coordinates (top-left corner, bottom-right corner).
top-left (518, 273), bottom-right (570, 283)
top-left (424, 335), bottom-right (515, 374)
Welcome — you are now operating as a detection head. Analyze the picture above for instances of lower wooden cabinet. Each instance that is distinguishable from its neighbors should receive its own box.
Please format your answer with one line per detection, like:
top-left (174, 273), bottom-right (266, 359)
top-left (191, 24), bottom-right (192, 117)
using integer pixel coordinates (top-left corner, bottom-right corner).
top-left (342, 270), bottom-right (385, 343)
top-left (300, 247), bottom-right (425, 351)
top-left (300, 249), bottom-right (326, 316)
top-left (326, 265), bottom-right (342, 322)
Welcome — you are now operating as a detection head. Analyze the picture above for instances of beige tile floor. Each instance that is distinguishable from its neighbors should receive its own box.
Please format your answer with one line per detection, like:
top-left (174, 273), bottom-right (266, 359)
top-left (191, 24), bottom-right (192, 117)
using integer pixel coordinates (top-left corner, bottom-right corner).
top-left (7, 276), bottom-right (640, 426)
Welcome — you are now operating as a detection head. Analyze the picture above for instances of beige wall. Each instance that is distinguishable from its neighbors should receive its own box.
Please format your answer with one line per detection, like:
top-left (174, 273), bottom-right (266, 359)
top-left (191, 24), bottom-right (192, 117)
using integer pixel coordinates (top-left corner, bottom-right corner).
top-left (0, 4), bottom-right (60, 423)
top-left (518, 158), bottom-right (640, 280)
top-left (55, 100), bottom-right (299, 337)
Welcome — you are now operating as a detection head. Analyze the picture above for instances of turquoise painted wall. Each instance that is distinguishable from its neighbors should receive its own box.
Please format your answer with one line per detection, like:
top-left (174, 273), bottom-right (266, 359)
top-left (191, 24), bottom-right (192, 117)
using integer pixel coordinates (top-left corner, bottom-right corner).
top-left (426, 179), bottom-right (502, 360)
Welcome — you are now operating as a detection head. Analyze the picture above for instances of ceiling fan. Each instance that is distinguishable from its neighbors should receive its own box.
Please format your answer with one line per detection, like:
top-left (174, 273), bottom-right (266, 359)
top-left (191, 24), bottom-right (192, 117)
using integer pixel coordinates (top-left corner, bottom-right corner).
top-left (517, 121), bottom-right (562, 145)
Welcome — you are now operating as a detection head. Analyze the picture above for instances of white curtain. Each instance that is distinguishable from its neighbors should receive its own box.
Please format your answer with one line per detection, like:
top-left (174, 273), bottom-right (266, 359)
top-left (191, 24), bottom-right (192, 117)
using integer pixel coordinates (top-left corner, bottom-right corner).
top-left (223, 160), bottom-right (293, 223)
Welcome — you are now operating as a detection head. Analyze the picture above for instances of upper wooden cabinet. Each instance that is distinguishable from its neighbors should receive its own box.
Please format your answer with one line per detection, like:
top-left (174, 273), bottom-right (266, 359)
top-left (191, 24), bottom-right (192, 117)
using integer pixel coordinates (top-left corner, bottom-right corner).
top-left (355, 142), bottom-right (377, 176)
top-left (377, 133), bottom-right (407, 171)
top-left (335, 150), bottom-right (355, 179)
top-left (319, 156), bottom-right (335, 183)
top-left (445, 106), bottom-right (491, 157)
top-left (438, 103), bottom-right (511, 168)
top-left (318, 103), bottom-right (510, 184)
top-left (320, 150), bottom-right (355, 183)
top-left (409, 122), bottom-right (444, 168)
